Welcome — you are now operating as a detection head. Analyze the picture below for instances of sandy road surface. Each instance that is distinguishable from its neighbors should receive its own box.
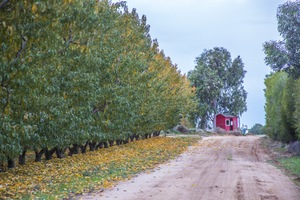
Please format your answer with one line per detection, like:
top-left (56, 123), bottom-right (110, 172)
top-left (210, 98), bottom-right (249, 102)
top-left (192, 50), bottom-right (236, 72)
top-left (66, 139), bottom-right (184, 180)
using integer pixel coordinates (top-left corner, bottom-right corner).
top-left (80, 136), bottom-right (300, 200)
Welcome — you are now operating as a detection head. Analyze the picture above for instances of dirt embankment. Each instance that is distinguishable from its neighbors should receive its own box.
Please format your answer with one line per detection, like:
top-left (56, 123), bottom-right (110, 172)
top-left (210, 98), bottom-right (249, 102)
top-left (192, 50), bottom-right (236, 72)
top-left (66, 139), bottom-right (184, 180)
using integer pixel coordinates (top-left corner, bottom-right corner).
top-left (79, 136), bottom-right (300, 200)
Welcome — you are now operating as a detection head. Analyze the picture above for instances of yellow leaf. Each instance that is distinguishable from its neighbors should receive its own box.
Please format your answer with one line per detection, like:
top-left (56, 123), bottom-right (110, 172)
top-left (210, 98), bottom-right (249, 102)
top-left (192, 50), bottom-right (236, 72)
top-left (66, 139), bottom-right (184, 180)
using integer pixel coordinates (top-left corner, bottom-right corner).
top-left (7, 26), bottom-right (13, 36)
top-left (31, 4), bottom-right (38, 14)
top-left (94, 6), bottom-right (99, 14)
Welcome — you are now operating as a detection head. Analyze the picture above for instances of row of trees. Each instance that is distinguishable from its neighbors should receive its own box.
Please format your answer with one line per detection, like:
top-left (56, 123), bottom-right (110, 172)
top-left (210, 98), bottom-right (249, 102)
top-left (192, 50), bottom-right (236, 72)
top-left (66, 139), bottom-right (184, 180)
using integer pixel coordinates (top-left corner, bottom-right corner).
top-left (264, 0), bottom-right (300, 142)
top-left (249, 123), bottom-right (264, 135)
top-left (0, 0), bottom-right (195, 169)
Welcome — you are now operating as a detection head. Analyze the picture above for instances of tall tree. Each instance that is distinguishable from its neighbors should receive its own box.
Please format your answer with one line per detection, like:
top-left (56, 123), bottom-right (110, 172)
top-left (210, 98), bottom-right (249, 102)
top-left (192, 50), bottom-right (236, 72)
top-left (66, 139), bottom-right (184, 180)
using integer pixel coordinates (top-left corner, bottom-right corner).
top-left (294, 78), bottom-right (300, 139)
top-left (264, 72), bottom-right (296, 142)
top-left (263, 0), bottom-right (300, 78)
top-left (188, 47), bottom-right (247, 129)
top-left (263, 1), bottom-right (299, 142)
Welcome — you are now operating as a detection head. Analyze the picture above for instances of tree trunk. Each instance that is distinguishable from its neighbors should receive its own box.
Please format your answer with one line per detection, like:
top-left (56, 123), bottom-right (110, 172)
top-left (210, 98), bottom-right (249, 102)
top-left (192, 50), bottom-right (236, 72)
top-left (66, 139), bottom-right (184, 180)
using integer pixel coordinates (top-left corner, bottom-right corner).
top-left (109, 140), bottom-right (114, 147)
top-left (135, 135), bottom-right (140, 140)
top-left (96, 142), bottom-right (104, 150)
top-left (45, 148), bottom-right (56, 160)
top-left (200, 116), bottom-right (207, 130)
top-left (55, 148), bottom-right (66, 159)
top-left (35, 149), bottom-right (45, 162)
top-left (89, 141), bottom-right (97, 151)
top-left (123, 139), bottom-right (129, 144)
top-left (130, 135), bottom-right (135, 142)
top-left (0, 162), bottom-right (5, 172)
top-left (104, 141), bottom-right (108, 148)
top-left (0, 0), bottom-right (10, 9)
top-left (68, 147), bottom-right (73, 156)
top-left (7, 158), bottom-right (15, 169)
top-left (116, 139), bottom-right (121, 146)
top-left (81, 142), bottom-right (88, 154)
top-left (68, 144), bottom-right (80, 156)
top-left (153, 131), bottom-right (161, 137)
top-left (73, 144), bottom-right (80, 154)
top-left (18, 149), bottom-right (27, 165)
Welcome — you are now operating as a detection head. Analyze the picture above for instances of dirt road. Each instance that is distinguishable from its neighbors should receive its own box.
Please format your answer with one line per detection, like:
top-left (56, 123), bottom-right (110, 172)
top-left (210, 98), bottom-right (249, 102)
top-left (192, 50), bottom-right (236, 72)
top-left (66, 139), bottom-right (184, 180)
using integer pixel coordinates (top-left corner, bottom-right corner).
top-left (81, 136), bottom-right (300, 200)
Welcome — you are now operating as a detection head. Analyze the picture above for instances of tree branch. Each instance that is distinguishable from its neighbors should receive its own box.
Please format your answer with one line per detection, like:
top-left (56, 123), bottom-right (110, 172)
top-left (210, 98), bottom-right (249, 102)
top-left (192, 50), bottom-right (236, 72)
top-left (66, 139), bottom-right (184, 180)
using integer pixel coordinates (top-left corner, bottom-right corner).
top-left (1, 34), bottom-right (28, 110)
top-left (0, 0), bottom-right (9, 9)
top-left (62, 28), bottom-right (74, 46)
top-left (59, 28), bottom-right (73, 53)
top-left (93, 102), bottom-right (109, 114)
top-left (15, 35), bottom-right (28, 59)
top-left (1, 85), bottom-right (10, 113)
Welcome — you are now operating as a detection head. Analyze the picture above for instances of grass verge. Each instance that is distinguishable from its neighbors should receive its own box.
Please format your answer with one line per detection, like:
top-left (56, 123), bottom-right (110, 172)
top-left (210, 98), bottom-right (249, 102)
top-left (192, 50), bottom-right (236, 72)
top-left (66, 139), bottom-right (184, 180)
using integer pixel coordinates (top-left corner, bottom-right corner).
top-left (278, 157), bottom-right (300, 179)
top-left (0, 137), bottom-right (199, 199)
top-left (259, 136), bottom-right (300, 185)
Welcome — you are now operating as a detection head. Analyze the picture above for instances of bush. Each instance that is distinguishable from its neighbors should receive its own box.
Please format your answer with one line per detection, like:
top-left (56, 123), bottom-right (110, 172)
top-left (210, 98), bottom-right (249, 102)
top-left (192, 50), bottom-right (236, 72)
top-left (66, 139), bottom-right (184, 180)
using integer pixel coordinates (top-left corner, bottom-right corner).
top-left (173, 125), bottom-right (190, 133)
top-left (288, 141), bottom-right (300, 156)
top-left (215, 127), bottom-right (227, 134)
top-left (249, 124), bottom-right (264, 135)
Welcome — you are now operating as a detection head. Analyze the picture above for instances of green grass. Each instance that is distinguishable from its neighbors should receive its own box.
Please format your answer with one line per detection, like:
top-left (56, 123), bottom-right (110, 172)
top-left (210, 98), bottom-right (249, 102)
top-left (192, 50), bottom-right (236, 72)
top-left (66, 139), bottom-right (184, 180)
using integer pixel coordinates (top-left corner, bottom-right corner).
top-left (278, 156), bottom-right (300, 177)
top-left (259, 137), bottom-right (300, 185)
top-left (227, 154), bottom-right (233, 161)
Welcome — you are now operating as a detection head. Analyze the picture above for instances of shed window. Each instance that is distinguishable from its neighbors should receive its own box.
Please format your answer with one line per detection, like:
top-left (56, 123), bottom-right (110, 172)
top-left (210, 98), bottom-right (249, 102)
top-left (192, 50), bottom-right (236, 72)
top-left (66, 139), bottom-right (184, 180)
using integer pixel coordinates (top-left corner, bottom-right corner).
top-left (225, 119), bottom-right (230, 126)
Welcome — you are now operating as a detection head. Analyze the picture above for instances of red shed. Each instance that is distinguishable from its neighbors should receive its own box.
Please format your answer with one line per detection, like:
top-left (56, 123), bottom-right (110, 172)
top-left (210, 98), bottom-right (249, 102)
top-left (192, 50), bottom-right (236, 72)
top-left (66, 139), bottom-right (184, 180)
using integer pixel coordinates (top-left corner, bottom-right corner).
top-left (215, 113), bottom-right (239, 131)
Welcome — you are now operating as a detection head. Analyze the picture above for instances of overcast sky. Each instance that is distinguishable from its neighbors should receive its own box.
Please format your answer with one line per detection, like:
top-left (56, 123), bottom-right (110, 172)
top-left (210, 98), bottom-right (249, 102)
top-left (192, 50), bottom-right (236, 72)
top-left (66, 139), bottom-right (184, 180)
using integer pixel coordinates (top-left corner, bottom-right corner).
top-left (112, 0), bottom-right (286, 128)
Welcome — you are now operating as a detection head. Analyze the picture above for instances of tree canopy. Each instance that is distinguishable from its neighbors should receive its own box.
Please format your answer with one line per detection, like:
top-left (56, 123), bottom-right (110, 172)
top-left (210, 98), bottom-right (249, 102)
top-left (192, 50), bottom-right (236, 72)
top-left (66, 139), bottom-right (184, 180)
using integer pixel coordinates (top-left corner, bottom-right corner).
top-left (249, 124), bottom-right (264, 135)
top-left (264, 72), bottom-right (297, 142)
top-left (263, 0), bottom-right (300, 78)
top-left (263, 1), bottom-right (300, 142)
top-left (188, 47), bottom-right (247, 129)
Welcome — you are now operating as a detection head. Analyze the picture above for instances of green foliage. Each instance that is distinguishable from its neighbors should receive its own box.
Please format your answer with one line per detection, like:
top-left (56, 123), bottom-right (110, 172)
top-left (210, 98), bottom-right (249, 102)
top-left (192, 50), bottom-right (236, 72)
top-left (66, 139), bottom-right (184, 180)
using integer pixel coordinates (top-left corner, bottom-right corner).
top-left (249, 123), bottom-right (264, 135)
top-left (281, 77), bottom-right (297, 139)
top-left (278, 157), bottom-right (300, 177)
top-left (0, 0), bottom-right (196, 167)
top-left (263, 1), bottom-right (300, 78)
top-left (294, 79), bottom-right (300, 138)
top-left (263, 1), bottom-right (300, 143)
top-left (0, 115), bottom-right (22, 162)
top-left (264, 72), bottom-right (286, 141)
top-left (264, 72), bottom-right (296, 142)
top-left (188, 47), bottom-right (247, 128)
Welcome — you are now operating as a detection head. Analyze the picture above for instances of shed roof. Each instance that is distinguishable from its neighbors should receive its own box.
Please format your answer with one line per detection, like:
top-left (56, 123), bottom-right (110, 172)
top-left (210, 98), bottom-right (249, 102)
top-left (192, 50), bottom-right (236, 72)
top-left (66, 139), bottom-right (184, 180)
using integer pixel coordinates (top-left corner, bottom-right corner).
top-left (216, 113), bottom-right (238, 118)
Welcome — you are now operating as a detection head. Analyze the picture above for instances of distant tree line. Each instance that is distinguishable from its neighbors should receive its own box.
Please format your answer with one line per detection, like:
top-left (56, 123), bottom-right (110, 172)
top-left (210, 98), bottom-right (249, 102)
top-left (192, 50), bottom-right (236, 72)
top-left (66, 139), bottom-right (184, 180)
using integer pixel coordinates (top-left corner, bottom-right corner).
top-left (0, 0), bottom-right (195, 169)
top-left (263, 1), bottom-right (300, 142)
top-left (249, 124), bottom-right (264, 135)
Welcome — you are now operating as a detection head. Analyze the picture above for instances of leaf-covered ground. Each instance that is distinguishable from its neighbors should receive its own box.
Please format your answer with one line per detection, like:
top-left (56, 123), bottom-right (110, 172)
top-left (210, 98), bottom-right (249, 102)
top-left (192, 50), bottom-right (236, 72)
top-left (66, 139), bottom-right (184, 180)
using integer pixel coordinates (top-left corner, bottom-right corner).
top-left (0, 137), bottom-right (199, 199)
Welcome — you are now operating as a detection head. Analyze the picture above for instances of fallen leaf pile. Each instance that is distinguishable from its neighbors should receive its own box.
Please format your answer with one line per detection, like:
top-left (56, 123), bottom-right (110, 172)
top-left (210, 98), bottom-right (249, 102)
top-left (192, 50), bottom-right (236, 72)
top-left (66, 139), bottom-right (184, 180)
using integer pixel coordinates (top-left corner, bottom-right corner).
top-left (0, 137), bottom-right (199, 199)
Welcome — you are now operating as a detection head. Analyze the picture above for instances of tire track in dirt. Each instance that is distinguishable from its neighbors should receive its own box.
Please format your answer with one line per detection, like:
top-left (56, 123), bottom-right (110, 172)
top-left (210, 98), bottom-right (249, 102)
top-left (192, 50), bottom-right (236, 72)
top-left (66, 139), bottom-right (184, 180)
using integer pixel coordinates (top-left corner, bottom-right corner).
top-left (235, 177), bottom-right (245, 200)
top-left (79, 136), bottom-right (300, 200)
